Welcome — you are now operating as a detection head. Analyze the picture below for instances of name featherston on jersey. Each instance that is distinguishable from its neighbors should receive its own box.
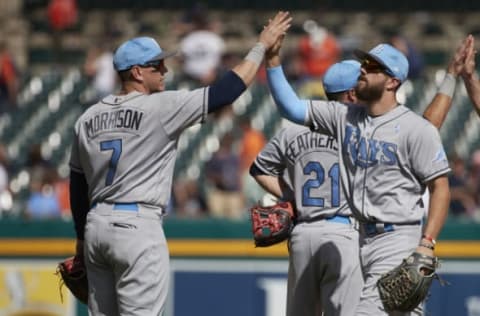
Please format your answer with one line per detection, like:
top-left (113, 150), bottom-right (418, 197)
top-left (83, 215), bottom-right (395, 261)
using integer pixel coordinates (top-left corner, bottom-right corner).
top-left (286, 131), bottom-right (337, 162)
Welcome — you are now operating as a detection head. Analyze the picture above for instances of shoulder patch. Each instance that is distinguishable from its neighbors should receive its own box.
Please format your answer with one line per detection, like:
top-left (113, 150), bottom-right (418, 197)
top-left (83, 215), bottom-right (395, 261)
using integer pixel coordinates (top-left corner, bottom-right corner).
top-left (432, 149), bottom-right (447, 164)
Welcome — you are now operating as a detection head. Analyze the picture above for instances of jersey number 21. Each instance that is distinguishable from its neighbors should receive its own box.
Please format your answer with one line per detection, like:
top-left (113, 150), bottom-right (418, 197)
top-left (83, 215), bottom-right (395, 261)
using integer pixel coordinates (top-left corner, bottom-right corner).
top-left (302, 161), bottom-right (340, 207)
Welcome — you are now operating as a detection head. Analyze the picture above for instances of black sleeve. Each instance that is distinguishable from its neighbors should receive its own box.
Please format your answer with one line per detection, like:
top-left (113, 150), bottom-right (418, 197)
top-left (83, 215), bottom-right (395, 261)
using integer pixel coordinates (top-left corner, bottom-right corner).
top-left (70, 170), bottom-right (90, 240)
top-left (249, 162), bottom-right (268, 177)
top-left (208, 70), bottom-right (247, 113)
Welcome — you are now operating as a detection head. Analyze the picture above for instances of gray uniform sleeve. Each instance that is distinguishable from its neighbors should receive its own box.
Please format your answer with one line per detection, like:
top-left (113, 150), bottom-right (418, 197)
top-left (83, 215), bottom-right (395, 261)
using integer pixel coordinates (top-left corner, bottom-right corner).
top-left (408, 121), bottom-right (450, 182)
top-left (254, 128), bottom-right (287, 176)
top-left (154, 87), bottom-right (208, 138)
top-left (308, 100), bottom-right (346, 138)
top-left (253, 128), bottom-right (295, 202)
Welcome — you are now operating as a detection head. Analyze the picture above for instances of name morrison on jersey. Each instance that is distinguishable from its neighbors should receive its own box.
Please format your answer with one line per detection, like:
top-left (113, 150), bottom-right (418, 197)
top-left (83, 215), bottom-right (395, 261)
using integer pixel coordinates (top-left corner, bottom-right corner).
top-left (84, 108), bottom-right (144, 138)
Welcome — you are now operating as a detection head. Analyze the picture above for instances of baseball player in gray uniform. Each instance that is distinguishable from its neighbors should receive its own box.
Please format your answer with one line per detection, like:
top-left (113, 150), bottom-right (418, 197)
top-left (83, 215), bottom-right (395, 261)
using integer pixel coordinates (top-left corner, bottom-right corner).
top-left (251, 40), bottom-right (466, 315)
top-left (250, 60), bottom-right (363, 316)
top-left (264, 38), bottom-right (454, 315)
top-left (68, 11), bottom-right (291, 316)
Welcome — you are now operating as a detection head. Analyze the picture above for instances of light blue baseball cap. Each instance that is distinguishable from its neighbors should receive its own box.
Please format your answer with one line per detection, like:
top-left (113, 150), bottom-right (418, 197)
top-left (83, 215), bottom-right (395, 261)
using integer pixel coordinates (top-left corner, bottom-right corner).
top-left (323, 60), bottom-right (361, 93)
top-left (354, 43), bottom-right (409, 82)
top-left (113, 36), bottom-right (176, 71)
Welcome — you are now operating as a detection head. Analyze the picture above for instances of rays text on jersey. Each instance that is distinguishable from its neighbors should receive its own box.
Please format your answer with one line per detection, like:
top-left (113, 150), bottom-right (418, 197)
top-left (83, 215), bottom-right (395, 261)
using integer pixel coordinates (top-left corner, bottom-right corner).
top-left (343, 125), bottom-right (397, 168)
top-left (85, 109), bottom-right (144, 138)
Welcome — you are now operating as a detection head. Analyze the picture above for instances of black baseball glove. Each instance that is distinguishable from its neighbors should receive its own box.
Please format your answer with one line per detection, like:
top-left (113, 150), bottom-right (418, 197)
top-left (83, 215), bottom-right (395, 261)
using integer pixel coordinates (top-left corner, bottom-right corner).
top-left (377, 251), bottom-right (438, 312)
top-left (56, 255), bottom-right (88, 304)
top-left (249, 201), bottom-right (295, 247)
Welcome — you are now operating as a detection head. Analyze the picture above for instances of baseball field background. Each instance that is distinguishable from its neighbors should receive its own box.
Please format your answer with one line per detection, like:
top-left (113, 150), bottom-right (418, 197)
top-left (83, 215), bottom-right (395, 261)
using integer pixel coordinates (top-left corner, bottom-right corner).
top-left (0, 218), bottom-right (479, 316)
top-left (2, 0), bottom-right (480, 315)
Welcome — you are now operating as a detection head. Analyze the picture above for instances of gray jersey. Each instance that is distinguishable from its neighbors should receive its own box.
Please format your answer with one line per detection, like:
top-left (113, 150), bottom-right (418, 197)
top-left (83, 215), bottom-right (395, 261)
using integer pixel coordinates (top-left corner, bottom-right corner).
top-left (254, 124), bottom-right (349, 221)
top-left (70, 89), bottom-right (208, 209)
top-left (307, 101), bottom-right (450, 223)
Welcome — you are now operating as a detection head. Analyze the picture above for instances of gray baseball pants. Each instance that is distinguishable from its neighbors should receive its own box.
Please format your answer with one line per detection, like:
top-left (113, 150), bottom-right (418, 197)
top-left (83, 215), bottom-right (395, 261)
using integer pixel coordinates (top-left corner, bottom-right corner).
top-left (84, 202), bottom-right (169, 316)
top-left (356, 224), bottom-right (423, 316)
top-left (287, 217), bottom-right (363, 316)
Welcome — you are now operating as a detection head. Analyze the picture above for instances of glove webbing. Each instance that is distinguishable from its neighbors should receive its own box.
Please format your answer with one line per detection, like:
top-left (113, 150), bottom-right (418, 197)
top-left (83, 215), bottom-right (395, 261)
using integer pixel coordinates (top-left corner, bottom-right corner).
top-left (253, 210), bottom-right (285, 238)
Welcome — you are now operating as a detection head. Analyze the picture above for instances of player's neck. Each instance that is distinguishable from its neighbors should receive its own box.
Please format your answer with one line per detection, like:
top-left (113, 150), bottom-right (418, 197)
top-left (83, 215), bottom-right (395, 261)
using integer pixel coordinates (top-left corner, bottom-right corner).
top-left (118, 82), bottom-right (149, 95)
top-left (366, 94), bottom-right (398, 116)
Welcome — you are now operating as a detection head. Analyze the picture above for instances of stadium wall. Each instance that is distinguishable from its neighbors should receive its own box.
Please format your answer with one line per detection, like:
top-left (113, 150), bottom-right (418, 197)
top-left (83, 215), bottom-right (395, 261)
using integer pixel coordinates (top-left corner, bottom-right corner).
top-left (0, 219), bottom-right (479, 315)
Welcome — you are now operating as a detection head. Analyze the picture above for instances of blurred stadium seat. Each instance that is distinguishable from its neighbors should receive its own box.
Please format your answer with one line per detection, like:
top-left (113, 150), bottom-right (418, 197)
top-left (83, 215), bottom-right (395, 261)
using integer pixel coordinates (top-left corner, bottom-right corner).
top-left (2, 3), bottom-right (480, 217)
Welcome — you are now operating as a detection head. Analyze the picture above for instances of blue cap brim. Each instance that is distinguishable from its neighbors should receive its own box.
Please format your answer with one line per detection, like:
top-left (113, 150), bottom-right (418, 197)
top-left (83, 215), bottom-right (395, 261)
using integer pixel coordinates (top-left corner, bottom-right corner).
top-left (354, 49), bottom-right (394, 77)
top-left (147, 50), bottom-right (177, 62)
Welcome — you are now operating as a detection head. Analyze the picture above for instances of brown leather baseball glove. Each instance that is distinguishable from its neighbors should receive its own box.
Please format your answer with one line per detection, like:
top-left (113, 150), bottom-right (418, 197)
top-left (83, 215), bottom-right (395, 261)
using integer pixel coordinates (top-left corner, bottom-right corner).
top-left (249, 201), bottom-right (295, 247)
top-left (56, 255), bottom-right (88, 304)
top-left (377, 251), bottom-right (438, 312)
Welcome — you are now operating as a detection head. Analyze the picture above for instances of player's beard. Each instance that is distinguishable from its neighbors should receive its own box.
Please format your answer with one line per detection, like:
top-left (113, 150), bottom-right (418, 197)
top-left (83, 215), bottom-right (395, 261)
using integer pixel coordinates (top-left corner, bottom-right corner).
top-left (355, 78), bottom-right (384, 102)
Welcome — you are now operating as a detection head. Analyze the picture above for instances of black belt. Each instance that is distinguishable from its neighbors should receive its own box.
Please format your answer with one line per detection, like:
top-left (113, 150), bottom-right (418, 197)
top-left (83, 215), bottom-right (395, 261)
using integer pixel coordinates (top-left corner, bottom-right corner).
top-left (362, 221), bottom-right (421, 237)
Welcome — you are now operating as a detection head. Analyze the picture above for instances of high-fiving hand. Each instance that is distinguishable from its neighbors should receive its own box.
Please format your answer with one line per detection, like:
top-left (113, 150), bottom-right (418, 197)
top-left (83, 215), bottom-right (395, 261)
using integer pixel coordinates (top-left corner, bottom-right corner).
top-left (258, 11), bottom-right (292, 50)
top-left (462, 34), bottom-right (477, 78)
top-left (448, 34), bottom-right (475, 77)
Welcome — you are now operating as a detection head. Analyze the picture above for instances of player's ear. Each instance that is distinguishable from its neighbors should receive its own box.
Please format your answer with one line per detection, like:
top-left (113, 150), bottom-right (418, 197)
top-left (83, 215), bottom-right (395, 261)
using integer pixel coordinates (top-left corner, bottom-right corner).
top-left (130, 66), bottom-right (144, 82)
top-left (347, 89), bottom-right (357, 103)
top-left (386, 77), bottom-right (401, 91)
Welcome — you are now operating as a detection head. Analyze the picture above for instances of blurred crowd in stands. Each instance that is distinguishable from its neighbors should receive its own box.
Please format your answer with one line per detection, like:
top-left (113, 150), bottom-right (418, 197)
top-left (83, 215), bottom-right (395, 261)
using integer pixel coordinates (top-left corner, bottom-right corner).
top-left (1, 0), bottom-right (480, 222)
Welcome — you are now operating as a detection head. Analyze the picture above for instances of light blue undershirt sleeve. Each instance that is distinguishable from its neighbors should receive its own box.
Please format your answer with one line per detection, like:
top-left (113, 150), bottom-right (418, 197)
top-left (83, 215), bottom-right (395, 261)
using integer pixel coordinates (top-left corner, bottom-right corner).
top-left (266, 66), bottom-right (309, 125)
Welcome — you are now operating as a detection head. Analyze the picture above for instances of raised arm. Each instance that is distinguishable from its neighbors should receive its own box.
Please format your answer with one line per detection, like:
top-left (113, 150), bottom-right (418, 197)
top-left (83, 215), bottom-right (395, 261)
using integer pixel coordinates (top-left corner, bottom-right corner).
top-left (422, 36), bottom-right (472, 129)
top-left (232, 11), bottom-right (292, 85)
top-left (208, 11), bottom-right (291, 113)
top-left (265, 36), bottom-right (309, 124)
top-left (461, 35), bottom-right (480, 116)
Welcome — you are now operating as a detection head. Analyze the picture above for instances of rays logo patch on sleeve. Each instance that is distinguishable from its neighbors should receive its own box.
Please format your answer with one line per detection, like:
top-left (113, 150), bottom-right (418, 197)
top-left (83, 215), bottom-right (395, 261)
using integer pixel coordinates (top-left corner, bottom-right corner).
top-left (432, 149), bottom-right (447, 164)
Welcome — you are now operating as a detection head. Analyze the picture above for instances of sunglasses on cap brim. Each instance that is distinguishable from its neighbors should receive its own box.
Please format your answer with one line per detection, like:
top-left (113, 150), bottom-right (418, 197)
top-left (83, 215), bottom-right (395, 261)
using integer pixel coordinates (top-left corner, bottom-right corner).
top-left (361, 58), bottom-right (395, 77)
top-left (137, 59), bottom-right (164, 68)
top-left (121, 59), bottom-right (164, 71)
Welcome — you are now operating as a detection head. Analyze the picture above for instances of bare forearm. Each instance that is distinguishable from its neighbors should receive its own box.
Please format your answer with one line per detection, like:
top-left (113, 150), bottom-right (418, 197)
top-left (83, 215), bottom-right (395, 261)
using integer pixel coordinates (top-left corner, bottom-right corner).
top-left (422, 94), bottom-right (452, 129)
top-left (423, 73), bottom-right (456, 129)
top-left (233, 11), bottom-right (291, 87)
top-left (253, 174), bottom-right (284, 199)
top-left (424, 175), bottom-right (450, 241)
top-left (463, 72), bottom-right (480, 116)
top-left (232, 43), bottom-right (266, 86)
top-left (232, 60), bottom-right (261, 87)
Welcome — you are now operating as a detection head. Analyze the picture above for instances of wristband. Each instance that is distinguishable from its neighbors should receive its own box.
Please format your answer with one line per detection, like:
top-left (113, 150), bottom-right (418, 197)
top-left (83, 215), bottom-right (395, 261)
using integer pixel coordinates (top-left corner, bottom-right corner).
top-left (419, 242), bottom-right (435, 250)
top-left (245, 42), bottom-right (266, 66)
top-left (438, 73), bottom-right (456, 98)
top-left (422, 234), bottom-right (437, 245)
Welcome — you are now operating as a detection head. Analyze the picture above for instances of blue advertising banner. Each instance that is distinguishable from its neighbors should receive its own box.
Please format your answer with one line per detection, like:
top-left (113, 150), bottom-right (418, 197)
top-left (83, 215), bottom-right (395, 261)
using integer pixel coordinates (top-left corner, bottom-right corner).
top-left (168, 259), bottom-right (480, 316)
top-left (426, 261), bottom-right (480, 316)
top-left (1, 259), bottom-right (478, 315)
top-left (168, 260), bottom-right (289, 316)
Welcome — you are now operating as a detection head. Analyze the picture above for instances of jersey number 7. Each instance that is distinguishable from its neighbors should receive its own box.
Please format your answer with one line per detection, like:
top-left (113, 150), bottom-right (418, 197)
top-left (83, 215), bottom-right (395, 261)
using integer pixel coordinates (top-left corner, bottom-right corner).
top-left (100, 139), bottom-right (122, 186)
